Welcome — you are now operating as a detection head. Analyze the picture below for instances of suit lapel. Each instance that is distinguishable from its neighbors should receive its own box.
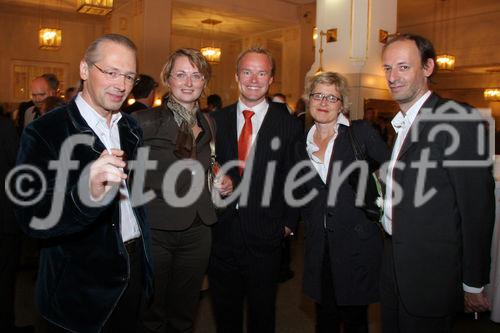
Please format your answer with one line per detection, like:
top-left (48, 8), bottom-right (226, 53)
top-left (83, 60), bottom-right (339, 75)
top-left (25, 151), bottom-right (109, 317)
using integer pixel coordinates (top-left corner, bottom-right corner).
top-left (67, 101), bottom-right (106, 155)
top-left (118, 116), bottom-right (140, 159)
top-left (397, 93), bottom-right (440, 160)
top-left (226, 104), bottom-right (239, 161)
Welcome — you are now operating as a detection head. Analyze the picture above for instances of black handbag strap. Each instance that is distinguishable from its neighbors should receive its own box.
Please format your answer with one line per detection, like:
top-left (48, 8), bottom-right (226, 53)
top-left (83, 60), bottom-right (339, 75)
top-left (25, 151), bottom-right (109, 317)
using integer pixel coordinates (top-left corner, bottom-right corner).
top-left (202, 113), bottom-right (216, 158)
top-left (346, 125), bottom-right (366, 161)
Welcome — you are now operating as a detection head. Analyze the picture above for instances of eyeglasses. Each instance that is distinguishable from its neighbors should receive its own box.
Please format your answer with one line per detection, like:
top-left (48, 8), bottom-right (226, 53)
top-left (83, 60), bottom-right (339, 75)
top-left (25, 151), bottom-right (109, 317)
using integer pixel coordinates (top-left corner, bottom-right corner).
top-left (170, 72), bottom-right (204, 83)
top-left (91, 63), bottom-right (138, 85)
top-left (309, 92), bottom-right (342, 104)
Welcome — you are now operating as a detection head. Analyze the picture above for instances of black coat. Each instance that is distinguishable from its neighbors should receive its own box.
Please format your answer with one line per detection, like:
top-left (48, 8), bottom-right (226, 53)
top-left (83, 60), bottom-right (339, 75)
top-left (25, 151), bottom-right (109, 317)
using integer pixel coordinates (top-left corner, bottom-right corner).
top-left (0, 116), bottom-right (19, 235)
top-left (389, 93), bottom-right (495, 316)
top-left (211, 102), bottom-right (302, 257)
top-left (294, 120), bottom-right (389, 305)
top-left (132, 105), bottom-right (217, 230)
top-left (14, 101), bottom-right (153, 333)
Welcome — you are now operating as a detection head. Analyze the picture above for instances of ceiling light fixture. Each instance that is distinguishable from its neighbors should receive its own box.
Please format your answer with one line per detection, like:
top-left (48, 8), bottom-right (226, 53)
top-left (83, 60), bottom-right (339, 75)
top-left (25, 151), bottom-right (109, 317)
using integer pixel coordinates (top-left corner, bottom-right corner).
top-left (77, 0), bottom-right (114, 16)
top-left (200, 18), bottom-right (222, 64)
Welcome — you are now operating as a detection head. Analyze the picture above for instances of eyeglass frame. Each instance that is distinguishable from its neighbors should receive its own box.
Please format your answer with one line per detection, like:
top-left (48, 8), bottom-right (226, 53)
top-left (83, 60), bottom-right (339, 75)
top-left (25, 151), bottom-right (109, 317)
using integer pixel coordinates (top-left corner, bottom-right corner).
top-left (169, 71), bottom-right (205, 83)
top-left (91, 63), bottom-right (139, 86)
top-left (309, 92), bottom-right (343, 104)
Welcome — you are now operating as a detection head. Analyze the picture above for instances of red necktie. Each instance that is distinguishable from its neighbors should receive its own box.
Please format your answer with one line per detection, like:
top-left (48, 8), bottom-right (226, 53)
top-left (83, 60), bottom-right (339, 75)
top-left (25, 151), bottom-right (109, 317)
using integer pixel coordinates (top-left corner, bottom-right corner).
top-left (238, 110), bottom-right (255, 175)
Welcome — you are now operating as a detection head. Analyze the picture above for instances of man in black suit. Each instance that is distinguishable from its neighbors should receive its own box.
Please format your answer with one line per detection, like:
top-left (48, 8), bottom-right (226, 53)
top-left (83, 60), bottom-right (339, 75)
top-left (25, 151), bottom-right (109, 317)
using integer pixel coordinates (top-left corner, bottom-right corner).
top-left (0, 112), bottom-right (34, 333)
top-left (13, 34), bottom-right (153, 332)
top-left (380, 33), bottom-right (495, 332)
top-left (122, 74), bottom-right (157, 114)
top-left (208, 46), bottom-right (301, 333)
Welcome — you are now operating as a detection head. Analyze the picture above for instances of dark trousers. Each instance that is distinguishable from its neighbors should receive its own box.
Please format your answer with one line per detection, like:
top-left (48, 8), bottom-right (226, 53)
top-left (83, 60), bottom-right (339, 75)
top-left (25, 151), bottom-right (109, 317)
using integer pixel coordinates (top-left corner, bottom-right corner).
top-left (316, 238), bottom-right (368, 333)
top-left (208, 214), bottom-right (281, 333)
top-left (44, 237), bottom-right (145, 333)
top-left (380, 238), bottom-right (454, 333)
top-left (0, 234), bottom-right (22, 331)
top-left (140, 222), bottom-right (211, 333)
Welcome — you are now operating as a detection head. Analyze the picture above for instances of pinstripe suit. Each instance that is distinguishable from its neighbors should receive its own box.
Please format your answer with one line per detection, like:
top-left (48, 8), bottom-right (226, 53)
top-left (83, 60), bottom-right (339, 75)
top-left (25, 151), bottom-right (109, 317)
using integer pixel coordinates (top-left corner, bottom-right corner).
top-left (208, 101), bottom-right (302, 333)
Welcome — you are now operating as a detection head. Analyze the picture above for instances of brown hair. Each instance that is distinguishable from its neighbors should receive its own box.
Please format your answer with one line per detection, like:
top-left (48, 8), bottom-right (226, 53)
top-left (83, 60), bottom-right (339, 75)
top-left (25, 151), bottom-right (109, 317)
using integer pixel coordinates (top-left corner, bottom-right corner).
top-left (160, 48), bottom-right (211, 87)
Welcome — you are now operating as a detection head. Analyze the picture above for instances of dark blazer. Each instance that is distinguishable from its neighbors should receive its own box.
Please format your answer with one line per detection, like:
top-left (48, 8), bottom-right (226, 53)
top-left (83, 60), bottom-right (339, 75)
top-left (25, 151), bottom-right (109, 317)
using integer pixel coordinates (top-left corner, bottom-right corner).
top-left (0, 116), bottom-right (19, 235)
top-left (390, 93), bottom-right (495, 317)
top-left (294, 120), bottom-right (389, 305)
top-left (211, 102), bottom-right (302, 257)
top-left (132, 105), bottom-right (217, 230)
top-left (14, 101), bottom-right (153, 333)
top-left (123, 101), bottom-right (148, 114)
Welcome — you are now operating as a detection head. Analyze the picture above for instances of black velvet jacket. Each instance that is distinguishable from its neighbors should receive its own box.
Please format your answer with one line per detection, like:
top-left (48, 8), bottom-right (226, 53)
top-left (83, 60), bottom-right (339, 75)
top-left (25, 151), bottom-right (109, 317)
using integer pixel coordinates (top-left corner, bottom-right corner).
top-left (14, 101), bottom-right (153, 333)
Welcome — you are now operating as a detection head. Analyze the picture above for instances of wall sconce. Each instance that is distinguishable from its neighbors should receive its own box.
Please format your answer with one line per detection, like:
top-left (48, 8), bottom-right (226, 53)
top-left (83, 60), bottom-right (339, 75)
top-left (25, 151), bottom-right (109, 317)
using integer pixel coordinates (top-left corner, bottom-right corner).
top-left (77, 0), bottom-right (114, 15)
top-left (484, 88), bottom-right (500, 102)
top-left (315, 28), bottom-right (338, 74)
top-left (379, 29), bottom-right (389, 44)
top-left (39, 28), bottom-right (62, 50)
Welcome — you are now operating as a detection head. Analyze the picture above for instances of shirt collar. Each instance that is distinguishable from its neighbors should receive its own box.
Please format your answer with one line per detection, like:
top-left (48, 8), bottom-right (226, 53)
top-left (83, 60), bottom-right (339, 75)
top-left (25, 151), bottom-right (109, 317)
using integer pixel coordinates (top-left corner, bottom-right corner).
top-left (391, 90), bottom-right (431, 133)
top-left (76, 93), bottom-right (122, 130)
top-left (237, 98), bottom-right (269, 122)
top-left (306, 113), bottom-right (350, 154)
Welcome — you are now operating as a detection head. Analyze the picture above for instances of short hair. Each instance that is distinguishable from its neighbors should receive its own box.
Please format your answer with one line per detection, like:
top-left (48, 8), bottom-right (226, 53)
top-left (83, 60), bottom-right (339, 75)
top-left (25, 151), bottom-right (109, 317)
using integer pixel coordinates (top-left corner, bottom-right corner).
top-left (41, 73), bottom-right (59, 92)
top-left (207, 94), bottom-right (222, 109)
top-left (83, 34), bottom-right (137, 65)
top-left (132, 74), bottom-right (158, 99)
top-left (383, 33), bottom-right (437, 78)
top-left (303, 72), bottom-right (350, 115)
top-left (236, 46), bottom-right (276, 77)
top-left (160, 48), bottom-right (211, 87)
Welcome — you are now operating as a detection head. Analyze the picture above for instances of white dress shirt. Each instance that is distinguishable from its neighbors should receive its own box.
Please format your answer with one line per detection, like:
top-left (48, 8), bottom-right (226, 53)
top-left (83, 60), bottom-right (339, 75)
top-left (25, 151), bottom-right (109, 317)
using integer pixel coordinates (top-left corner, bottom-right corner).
top-left (382, 91), bottom-right (481, 293)
top-left (305, 113), bottom-right (350, 184)
top-left (76, 93), bottom-right (141, 242)
top-left (382, 91), bottom-right (431, 235)
top-left (236, 98), bottom-right (269, 145)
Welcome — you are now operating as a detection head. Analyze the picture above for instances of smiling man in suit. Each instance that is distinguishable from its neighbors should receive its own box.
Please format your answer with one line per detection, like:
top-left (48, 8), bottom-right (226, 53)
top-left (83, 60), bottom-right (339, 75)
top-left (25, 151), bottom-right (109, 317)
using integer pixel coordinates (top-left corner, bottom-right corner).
top-left (208, 46), bottom-right (301, 333)
top-left (14, 34), bottom-right (153, 332)
top-left (380, 33), bottom-right (495, 333)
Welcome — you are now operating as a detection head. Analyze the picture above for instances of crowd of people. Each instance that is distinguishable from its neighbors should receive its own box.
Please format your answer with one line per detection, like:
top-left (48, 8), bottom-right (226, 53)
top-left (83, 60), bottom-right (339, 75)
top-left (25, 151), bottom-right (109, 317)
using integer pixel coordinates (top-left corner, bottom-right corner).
top-left (0, 32), bottom-right (495, 333)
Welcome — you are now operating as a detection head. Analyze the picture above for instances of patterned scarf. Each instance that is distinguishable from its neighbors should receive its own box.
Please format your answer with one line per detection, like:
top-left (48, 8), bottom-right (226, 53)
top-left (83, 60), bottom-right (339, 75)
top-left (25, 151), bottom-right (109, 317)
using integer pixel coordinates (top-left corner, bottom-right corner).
top-left (166, 95), bottom-right (200, 159)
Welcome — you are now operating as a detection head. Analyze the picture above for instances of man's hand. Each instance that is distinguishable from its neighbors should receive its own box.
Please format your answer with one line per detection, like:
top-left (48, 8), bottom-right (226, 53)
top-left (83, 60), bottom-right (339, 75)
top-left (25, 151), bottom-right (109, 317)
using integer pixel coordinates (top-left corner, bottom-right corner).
top-left (464, 291), bottom-right (491, 313)
top-left (214, 175), bottom-right (233, 197)
top-left (89, 149), bottom-right (127, 201)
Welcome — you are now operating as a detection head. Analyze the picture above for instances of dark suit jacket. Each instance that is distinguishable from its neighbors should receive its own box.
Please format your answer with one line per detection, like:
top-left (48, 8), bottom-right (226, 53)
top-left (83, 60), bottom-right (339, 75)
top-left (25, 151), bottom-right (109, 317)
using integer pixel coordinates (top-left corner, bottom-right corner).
top-left (132, 105), bottom-right (217, 230)
top-left (0, 116), bottom-right (19, 235)
top-left (122, 101), bottom-right (148, 114)
top-left (211, 102), bottom-right (302, 257)
top-left (294, 121), bottom-right (389, 305)
top-left (14, 101), bottom-right (153, 333)
top-left (390, 93), bottom-right (495, 316)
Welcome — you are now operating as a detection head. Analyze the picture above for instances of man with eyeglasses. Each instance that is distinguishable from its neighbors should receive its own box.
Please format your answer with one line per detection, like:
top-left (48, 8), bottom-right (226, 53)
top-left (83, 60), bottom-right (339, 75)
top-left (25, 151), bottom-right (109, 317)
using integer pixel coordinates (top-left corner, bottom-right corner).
top-left (208, 46), bottom-right (302, 333)
top-left (14, 34), bottom-right (153, 332)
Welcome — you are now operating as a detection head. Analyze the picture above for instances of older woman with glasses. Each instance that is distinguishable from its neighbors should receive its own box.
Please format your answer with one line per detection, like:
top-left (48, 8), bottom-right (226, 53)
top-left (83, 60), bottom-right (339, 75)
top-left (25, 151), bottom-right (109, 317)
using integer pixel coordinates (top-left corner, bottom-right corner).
top-left (293, 72), bottom-right (389, 333)
top-left (133, 48), bottom-right (223, 333)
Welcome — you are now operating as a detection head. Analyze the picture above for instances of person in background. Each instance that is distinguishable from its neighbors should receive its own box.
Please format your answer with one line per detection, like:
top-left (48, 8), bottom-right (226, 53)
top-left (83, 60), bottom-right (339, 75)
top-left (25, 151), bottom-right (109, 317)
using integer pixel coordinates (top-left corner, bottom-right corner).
top-left (63, 87), bottom-right (78, 103)
top-left (23, 74), bottom-right (59, 128)
top-left (380, 33), bottom-right (494, 333)
top-left (293, 72), bottom-right (388, 333)
top-left (122, 74), bottom-right (158, 114)
top-left (13, 33), bottom-right (153, 333)
top-left (0, 105), bottom-right (34, 333)
top-left (203, 93), bottom-right (223, 113)
top-left (208, 46), bottom-right (302, 333)
top-left (133, 48), bottom-right (221, 333)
